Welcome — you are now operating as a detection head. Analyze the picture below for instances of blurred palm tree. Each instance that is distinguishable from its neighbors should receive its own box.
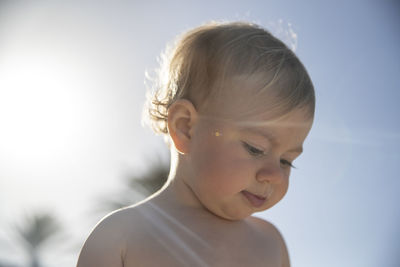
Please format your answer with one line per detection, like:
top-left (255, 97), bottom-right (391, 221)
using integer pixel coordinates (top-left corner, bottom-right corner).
top-left (13, 212), bottom-right (62, 267)
top-left (97, 155), bottom-right (170, 213)
top-left (0, 260), bottom-right (18, 267)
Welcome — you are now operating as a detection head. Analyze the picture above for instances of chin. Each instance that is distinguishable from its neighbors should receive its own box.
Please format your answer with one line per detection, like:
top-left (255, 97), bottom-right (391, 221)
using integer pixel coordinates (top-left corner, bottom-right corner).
top-left (219, 210), bottom-right (254, 221)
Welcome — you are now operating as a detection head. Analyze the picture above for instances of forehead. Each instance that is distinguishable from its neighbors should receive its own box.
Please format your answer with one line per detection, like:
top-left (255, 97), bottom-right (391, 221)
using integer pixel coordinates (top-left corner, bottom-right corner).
top-left (229, 109), bottom-right (313, 153)
top-left (200, 103), bottom-right (313, 143)
top-left (234, 106), bottom-right (313, 131)
top-left (196, 95), bottom-right (313, 156)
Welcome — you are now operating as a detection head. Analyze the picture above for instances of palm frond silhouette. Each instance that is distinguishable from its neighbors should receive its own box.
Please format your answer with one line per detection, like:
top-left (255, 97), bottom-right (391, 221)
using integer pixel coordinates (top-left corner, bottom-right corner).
top-left (13, 211), bottom-right (62, 267)
top-left (97, 155), bottom-right (170, 213)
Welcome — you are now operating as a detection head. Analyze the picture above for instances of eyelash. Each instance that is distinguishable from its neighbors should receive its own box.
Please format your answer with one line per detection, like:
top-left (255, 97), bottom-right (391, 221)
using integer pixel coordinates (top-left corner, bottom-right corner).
top-left (242, 142), bottom-right (264, 156)
top-left (242, 142), bottom-right (296, 169)
top-left (280, 159), bottom-right (296, 169)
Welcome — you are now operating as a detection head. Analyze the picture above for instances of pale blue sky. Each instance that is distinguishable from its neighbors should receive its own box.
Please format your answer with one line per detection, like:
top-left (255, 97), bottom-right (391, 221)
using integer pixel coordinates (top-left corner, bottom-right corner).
top-left (0, 1), bottom-right (399, 266)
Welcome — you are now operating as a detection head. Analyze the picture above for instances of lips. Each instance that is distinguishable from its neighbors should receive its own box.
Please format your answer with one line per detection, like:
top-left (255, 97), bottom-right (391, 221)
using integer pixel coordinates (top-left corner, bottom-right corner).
top-left (242, 191), bottom-right (267, 208)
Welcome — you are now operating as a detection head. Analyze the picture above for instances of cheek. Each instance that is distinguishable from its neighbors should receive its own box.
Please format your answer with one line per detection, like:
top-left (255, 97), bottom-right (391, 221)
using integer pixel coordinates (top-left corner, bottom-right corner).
top-left (194, 144), bottom-right (253, 193)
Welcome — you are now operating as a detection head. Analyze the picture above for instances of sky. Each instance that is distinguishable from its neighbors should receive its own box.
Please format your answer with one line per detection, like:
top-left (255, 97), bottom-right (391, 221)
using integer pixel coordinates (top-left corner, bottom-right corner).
top-left (0, 1), bottom-right (399, 266)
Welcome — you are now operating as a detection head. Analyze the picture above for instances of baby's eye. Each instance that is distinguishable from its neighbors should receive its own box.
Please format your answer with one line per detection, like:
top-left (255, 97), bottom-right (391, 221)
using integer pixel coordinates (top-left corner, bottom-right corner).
top-left (280, 159), bottom-right (296, 169)
top-left (242, 142), bottom-right (264, 156)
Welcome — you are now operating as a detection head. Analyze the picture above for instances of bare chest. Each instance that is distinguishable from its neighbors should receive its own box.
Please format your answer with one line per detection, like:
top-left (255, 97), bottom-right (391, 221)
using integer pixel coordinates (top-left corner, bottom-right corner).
top-left (123, 222), bottom-right (282, 267)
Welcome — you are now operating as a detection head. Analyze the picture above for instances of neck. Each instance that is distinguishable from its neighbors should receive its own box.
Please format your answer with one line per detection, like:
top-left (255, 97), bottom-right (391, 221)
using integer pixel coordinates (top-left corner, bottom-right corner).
top-left (159, 150), bottom-right (204, 207)
top-left (150, 183), bottom-right (247, 227)
top-left (151, 175), bottom-right (205, 213)
top-left (148, 150), bottom-right (247, 225)
top-left (148, 158), bottom-right (222, 222)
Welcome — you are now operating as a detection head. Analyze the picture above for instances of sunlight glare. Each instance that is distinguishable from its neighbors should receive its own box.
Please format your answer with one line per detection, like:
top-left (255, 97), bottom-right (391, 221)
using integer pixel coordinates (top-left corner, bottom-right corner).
top-left (0, 54), bottom-right (87, 167)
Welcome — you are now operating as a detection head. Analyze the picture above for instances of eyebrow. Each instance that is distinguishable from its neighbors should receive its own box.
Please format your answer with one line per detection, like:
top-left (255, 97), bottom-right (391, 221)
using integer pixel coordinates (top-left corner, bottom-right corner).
top-left (242, 128), bottom-right (303, 154)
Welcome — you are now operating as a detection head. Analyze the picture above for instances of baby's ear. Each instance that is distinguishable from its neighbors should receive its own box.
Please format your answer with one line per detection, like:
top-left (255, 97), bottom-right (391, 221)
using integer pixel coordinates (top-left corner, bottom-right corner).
top-left (167, 99), bottom-right (198, 154)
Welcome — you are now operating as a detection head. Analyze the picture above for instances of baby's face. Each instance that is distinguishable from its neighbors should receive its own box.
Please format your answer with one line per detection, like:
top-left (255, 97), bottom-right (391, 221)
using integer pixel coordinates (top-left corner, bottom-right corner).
top-left (184, 96), bottom-right (313, 220)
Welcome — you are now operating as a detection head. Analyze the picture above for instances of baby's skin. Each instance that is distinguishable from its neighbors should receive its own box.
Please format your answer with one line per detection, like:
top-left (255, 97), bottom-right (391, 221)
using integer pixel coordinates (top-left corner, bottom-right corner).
top-left (77, 188), bottom-right (289, 267)
top-left (77, 97), bottom-right (312, 266)
top-left (78, 20), bottom-right (315, 267)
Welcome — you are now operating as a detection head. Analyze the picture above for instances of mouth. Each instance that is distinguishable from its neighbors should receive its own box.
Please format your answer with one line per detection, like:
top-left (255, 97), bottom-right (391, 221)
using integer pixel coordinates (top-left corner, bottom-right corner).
top-left (241, 191), bottom-right (267, 208)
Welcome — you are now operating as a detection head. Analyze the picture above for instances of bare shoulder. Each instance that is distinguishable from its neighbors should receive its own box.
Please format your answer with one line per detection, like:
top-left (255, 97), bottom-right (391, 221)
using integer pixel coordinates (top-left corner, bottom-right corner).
top-left (247, 216), bottom-right (282, 236)
top-left (77, 206), bottom-right (143, 267)
top-left (247, 216), bottom-right (291, 267)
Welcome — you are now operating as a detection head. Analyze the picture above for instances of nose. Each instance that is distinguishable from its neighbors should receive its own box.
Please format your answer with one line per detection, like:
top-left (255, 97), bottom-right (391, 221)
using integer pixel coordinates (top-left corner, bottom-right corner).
top-left (256, 163), bottom-right (286, 184)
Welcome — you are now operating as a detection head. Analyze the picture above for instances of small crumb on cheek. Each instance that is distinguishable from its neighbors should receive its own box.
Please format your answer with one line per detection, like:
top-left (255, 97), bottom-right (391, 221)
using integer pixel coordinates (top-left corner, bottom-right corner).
top-left (215, 131), bottom-right (221, 137)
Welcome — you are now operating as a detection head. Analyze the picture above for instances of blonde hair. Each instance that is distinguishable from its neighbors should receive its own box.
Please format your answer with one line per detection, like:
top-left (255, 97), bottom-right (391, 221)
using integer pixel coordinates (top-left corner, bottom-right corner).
top-left (144, 21), bottom-right (315, 135)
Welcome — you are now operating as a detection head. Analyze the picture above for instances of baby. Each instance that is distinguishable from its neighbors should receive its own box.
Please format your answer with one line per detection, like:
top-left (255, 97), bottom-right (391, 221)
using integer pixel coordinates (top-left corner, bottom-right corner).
top-left (77, 21), bottom-right (315, 267)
